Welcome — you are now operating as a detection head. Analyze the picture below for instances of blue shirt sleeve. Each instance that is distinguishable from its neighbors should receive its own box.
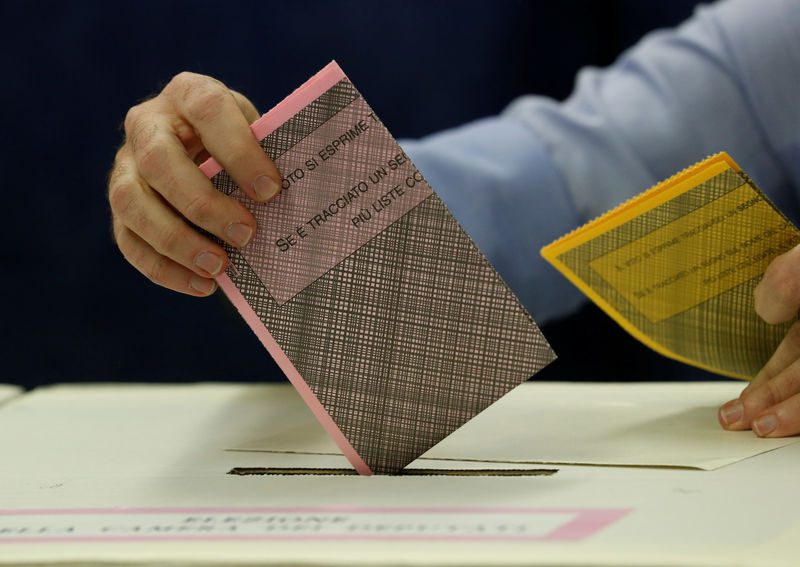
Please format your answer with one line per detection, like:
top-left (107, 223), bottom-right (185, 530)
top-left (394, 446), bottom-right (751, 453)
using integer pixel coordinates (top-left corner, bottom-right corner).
top-left (401, 0), bottom-right (800, 325)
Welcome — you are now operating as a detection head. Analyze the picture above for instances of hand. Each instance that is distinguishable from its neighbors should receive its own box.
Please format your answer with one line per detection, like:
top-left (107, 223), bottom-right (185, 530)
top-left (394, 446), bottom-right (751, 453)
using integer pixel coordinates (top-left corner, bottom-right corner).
top-left (108, 72), bottom-right (282, 296)
top-left (719, 243), bottom-right (800, 437)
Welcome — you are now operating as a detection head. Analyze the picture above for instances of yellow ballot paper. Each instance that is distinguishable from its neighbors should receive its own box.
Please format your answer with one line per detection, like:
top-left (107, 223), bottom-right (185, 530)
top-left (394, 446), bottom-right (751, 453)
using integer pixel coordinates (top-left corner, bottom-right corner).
top-left (542, 152), bottom-right (800, 379)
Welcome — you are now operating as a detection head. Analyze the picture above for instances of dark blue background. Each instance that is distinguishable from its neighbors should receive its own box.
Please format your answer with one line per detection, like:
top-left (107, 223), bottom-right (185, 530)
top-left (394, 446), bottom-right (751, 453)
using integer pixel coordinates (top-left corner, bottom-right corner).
top-left (0, 1), bottom-right (713, 388)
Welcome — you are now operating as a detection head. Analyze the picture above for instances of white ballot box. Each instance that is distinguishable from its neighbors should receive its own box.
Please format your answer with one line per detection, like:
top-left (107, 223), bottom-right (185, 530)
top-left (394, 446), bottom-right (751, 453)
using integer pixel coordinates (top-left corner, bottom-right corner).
top-left (0, 384), bottom-right (21, 406)
top-left (1, 381), bottom-right (799, 567)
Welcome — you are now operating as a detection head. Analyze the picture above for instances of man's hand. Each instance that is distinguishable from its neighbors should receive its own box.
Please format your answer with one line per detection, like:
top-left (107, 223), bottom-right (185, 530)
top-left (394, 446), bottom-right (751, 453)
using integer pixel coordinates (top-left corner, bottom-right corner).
top-left (108, 72), bottom-right (282, 296)
top-left (719, 243), bottom-right (800, 437)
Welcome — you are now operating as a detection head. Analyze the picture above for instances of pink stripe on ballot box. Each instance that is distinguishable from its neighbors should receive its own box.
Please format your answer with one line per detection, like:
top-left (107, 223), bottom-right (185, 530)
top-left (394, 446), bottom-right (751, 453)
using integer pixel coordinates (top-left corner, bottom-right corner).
top-left (0, 507), bottom-right (630, 543)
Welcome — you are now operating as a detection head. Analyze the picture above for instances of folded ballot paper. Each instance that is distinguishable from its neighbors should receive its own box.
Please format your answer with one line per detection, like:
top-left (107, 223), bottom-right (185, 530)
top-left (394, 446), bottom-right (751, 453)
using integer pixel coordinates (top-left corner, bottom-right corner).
top-left (199, 61), bottom-right (555, 475)
top-left (542, 153), bottom-right (800, 380)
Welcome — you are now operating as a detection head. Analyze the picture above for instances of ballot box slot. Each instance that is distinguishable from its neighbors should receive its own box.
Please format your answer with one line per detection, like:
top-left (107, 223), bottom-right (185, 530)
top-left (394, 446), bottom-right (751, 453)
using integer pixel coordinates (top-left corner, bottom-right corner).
top-left (228, 467), bottom-right (558, 476)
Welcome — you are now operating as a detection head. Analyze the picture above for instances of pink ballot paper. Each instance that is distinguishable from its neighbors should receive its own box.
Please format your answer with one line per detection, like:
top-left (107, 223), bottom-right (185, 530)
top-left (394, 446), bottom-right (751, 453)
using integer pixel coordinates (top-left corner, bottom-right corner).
top-left (200, 61), bottom-right (555, 475)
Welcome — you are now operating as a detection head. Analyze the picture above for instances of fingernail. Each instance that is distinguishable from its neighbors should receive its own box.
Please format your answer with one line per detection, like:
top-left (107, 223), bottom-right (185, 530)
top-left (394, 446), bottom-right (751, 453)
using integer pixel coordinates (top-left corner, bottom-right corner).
top-left (194, 251), bottom-right (224, 276)
top-left (190, 275), bottom-right (217, 295)
top-left (720, 401), bottom-right (743, 426)
top-left (225, 222), bottom-right (254, 247)
top-left (753, 414), bottom-right (778, 436)
top-left (253, 174), bottom-right (279, 201)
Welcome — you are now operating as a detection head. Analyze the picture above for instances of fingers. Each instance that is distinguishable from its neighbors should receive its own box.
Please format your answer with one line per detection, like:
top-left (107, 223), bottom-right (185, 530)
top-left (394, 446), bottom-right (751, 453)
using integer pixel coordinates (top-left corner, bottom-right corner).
top-left (717, 245), bottom-right (800, 436)
top-left (719, 351), bottom-right (800, 437)
top-left (754, 243), bottom-right (800, 324)
top-left (119, 112), bottom-right (257, 246)
top-left (110, 71), bottom-right (279, 297)
top-left (114, 222), bottom-right (217, 297)
top-left (162, 72), bottom-right (282, 202)
top-left (109, 146), bottom-right (253, 283)
top-left (749, 394), bottom-right (800, 437)
top-left (739, 321), bottom-right (800, 399)
top-left (718, 367), bottom-right (800, 437)
top-left (110, 164), bottom-right (228, 271)
top-left (717, 246), bottom-right (800, 437)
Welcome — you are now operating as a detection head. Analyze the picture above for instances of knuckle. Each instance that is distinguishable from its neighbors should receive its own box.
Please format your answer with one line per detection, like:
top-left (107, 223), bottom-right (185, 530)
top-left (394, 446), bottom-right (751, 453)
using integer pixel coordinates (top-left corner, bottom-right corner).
top-left (168, 71), bottom-right (203, 91)
top-left (107, 155), bottom-right (130, 197)
top-left (130, 120), bottom-right (160, 156)
top-left (109, 148), bottom-right (131, 180)
top-left (183, 84), bottom-right (231, 124)
top-left (761, 380), bottom-right (787, 409)
top-left (123, 103), bottom-right (144, 135)
top-left (224, 138), bottom-right (256, 162)
top-left (137, 143), bottom-right (171, 181)
top-left (123, 102), bottom-right (156, 146)
top-left (145, 255), bottom-right (171, 286)
top-left (158, 224), bottom-right (187, 256)
top-left (212, 141), bottom-right (251, 173)
top-left (183, 193), bottom-right (217, 226)
top-left (107, 179), bottom-right (137, 219)
top-left (124, 106), bottom-right (158, 150)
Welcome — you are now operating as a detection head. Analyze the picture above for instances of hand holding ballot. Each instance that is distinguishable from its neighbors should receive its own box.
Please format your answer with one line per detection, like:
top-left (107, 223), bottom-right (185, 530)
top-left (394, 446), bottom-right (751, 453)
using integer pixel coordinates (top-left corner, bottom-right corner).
top-left (108, 72), bottom-right (281, 297)
top-left (117, 62), bottom-right (556, 474)
top-left (538, 152), bottom-right (800, 440)
top-left (719, 244), bottom-right (800, 438)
